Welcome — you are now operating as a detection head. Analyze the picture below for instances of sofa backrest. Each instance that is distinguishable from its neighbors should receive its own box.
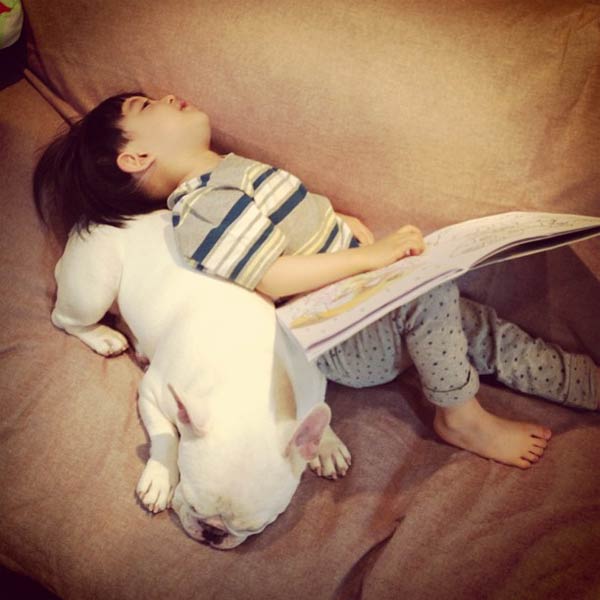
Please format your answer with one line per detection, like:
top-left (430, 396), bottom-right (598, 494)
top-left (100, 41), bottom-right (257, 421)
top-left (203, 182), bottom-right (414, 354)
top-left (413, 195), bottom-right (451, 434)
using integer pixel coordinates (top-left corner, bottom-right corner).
top-left (23, 0), bottom-right (600, 233)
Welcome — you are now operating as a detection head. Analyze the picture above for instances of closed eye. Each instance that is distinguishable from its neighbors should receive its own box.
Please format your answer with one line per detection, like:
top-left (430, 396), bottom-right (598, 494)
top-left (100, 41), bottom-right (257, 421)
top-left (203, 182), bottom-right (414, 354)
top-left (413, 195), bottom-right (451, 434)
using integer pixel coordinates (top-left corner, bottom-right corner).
top-left (142, 99), bottom-right (151, 110)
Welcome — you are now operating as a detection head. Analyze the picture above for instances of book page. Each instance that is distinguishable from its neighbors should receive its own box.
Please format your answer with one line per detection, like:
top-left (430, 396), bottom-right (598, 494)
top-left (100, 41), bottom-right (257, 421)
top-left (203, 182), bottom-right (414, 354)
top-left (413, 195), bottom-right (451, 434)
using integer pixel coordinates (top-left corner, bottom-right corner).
top-left (276, 211), bottom-right (600, 361)
top-left (422, 211), bottom-right (600, 266)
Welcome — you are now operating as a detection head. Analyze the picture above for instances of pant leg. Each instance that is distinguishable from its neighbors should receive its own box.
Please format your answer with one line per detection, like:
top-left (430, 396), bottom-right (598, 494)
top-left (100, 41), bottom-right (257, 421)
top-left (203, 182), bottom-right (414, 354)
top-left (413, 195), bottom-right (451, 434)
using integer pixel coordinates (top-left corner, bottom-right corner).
top-left (390, 281), bottom-right (480, 406)
top-left (318, 281), bottom-right (480, 407)
top-left (316, 312), bottom-right (409, 388)
top-left (459, 297), bottom-right (598, 410)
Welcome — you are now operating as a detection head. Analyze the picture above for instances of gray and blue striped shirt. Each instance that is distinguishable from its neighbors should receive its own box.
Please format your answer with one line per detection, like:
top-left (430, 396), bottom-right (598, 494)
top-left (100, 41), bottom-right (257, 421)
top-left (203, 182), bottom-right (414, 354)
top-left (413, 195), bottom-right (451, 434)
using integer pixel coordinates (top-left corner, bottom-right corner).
top-left (167, 153), bottom-right (358, 290)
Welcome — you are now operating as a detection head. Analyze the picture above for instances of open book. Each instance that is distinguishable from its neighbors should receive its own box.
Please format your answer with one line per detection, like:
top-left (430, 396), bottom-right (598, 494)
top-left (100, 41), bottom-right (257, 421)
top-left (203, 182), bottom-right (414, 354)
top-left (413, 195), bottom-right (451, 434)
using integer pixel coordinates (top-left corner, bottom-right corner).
top-left (276, 211), bottom-right (600, 362)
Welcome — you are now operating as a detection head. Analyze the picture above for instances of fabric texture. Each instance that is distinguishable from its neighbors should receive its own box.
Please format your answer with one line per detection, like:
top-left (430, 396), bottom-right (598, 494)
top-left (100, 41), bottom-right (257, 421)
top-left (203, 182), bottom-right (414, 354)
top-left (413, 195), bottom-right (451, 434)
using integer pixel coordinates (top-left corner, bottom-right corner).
top-left (1, 1), bottom-right (599, 598)
top-left (168, 153), bottom-right (356, 289)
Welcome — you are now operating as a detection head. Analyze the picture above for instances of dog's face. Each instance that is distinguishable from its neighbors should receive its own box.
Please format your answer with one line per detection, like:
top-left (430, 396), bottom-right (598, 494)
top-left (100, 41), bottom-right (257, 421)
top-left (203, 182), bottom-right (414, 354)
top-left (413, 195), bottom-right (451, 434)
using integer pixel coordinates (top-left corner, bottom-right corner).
top-left (170, 389), bottom-right (330, 549)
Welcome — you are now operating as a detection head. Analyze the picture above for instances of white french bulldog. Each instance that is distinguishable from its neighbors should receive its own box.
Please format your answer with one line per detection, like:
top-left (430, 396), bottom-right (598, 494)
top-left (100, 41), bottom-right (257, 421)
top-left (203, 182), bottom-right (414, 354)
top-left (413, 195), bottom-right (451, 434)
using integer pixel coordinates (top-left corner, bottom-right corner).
top-left (51, 210), bottom-right (351, 549)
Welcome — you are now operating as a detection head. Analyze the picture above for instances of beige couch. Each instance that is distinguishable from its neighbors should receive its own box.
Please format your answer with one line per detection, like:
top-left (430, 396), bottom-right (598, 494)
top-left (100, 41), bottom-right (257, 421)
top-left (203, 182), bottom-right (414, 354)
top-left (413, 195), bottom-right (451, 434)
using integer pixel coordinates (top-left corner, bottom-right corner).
top-left (1, 1), bottom-right (599, 598)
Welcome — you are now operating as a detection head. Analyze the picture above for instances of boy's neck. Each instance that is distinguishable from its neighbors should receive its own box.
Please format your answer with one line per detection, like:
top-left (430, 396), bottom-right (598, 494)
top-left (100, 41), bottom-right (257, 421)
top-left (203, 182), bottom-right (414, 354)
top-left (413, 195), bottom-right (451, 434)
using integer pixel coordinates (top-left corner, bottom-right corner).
top-left (178, 150), bottom-right (224, 185)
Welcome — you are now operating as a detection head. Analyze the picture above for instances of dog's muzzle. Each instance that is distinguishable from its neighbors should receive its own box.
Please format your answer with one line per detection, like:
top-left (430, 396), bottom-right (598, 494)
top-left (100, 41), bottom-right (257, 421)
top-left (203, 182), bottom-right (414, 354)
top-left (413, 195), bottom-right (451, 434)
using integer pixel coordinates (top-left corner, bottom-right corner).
top-left (200, 521), bottom-right (229, 546)
top-left (196, 518), bottom-right (247, 550)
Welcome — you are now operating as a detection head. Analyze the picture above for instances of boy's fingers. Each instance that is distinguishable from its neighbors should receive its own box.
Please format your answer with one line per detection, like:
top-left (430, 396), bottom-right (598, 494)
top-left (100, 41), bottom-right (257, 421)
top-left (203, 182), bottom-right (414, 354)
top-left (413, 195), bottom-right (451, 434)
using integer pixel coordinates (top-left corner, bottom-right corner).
top-left (399, 235), bottom-right (426, 257)
top-left (398, 225), bottom-right (422, 236)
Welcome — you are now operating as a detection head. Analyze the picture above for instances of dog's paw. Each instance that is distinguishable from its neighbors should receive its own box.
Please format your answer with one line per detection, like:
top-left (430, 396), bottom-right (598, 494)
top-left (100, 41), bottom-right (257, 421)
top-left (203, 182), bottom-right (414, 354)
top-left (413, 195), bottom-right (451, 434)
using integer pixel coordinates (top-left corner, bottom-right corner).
top-left (136, 459), bottom-right (179, 514)
top-left (70, 324), bottom-right (129, 357)
top-left (309, 426), bottom-right (352, 480)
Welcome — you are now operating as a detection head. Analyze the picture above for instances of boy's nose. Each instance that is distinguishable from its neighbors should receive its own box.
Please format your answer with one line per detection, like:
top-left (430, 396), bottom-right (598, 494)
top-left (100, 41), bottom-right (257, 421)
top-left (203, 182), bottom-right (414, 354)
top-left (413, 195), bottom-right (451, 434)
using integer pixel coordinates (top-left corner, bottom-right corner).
top-left (161, 94), bottom-right (176, 105)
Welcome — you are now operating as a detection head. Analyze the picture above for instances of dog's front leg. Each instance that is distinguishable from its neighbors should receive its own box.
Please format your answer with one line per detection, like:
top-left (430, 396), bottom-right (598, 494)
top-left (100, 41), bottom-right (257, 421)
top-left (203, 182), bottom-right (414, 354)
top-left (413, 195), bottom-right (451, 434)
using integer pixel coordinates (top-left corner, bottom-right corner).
top-left (52, 228), bottom-right (128, 356)
top-left (137, 379), bottom-right (180, 514)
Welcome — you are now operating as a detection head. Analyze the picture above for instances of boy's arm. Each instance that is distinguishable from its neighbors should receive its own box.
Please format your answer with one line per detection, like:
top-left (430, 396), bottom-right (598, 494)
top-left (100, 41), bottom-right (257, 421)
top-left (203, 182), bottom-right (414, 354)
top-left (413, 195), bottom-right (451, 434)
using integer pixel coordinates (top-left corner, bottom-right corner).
top-left (256, 225), bottom-right (425, 299)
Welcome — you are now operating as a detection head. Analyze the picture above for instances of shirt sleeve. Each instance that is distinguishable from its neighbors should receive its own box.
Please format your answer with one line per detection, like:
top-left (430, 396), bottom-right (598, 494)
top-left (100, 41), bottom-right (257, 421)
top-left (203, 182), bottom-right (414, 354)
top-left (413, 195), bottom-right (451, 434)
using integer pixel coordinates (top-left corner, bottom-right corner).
top-left (171, 187), bottom-right (287, 290)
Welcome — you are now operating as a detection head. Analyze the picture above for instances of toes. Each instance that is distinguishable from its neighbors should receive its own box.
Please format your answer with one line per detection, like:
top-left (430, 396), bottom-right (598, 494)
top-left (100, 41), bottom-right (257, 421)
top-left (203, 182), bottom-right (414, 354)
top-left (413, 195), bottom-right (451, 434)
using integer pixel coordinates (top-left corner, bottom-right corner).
top-left (532, 426), bottom-right (552, 440)
top-left (136, 460), bottom-right (177, 513)
top-left (308, 457), bottom-right (322, 476)
top-left (515, 457), bottom-right (534, 469)
top-left (519, 433), bottom-right (548, 466)
top-left (86, 326), bottom-right (129, 356)
top-left (518, 439), bottom-right (548, 467)
top-left (322, 457), bottom-right (338, 480)
top-left (528, 445), bottom-right (545, 458)
top-left (138, 482), bottom-right (169, 513)
top-left (106, 335), bottom-right (129, 356)
top-left (98, 339), bottom-right (128, 356)
top-left (309, 449), bottom-right (351, 480)
top-left (338, 443), bottom-right (352, 466)
top-left (334, 452), bottom-right (350, 477)
top-left (105, 345), bottom-right (127, 357)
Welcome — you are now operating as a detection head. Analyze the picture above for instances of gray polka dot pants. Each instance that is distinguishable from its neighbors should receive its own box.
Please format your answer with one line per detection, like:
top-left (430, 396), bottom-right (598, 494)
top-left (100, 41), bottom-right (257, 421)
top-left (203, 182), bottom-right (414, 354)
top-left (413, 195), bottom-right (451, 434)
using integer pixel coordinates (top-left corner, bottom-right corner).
top-left (317, 281), bottom-right (597, 410)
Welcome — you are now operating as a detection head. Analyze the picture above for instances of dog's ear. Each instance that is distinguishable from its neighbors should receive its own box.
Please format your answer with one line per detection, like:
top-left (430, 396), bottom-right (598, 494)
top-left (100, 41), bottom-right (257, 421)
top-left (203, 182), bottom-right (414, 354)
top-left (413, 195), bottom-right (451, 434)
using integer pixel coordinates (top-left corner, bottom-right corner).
top-left (168, 383), bottom-right (208, 437)
top-left (286, 403), bottom-right (331, 461)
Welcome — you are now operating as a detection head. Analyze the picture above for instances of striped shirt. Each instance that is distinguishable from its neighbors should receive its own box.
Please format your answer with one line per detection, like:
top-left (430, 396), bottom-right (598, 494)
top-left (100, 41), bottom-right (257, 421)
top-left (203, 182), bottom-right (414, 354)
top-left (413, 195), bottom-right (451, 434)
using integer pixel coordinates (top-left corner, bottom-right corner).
top-left (167, 153), bottom-right (358, 290)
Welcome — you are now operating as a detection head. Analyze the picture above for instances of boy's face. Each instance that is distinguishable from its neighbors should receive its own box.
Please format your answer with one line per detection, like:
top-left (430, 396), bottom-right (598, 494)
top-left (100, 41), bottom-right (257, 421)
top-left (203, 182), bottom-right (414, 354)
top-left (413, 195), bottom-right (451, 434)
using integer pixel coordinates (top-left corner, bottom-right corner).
top-left (119, 94), bottom-right (211, 169)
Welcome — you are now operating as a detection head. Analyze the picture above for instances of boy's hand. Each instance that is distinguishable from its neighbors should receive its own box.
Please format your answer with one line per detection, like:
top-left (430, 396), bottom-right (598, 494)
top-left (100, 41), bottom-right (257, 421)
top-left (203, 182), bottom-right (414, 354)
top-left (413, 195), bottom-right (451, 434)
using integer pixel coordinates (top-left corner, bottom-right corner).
top-left (359, 225), bottom-right (425, 271)
top-left (338, 213), bottom-right (375, 245)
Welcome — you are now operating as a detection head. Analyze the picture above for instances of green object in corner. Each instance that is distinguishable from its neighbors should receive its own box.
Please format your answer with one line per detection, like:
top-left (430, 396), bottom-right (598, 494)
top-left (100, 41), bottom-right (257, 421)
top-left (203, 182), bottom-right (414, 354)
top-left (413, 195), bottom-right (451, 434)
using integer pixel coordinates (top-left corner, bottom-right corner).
top-left (0, 0), bottom-right (23, 50)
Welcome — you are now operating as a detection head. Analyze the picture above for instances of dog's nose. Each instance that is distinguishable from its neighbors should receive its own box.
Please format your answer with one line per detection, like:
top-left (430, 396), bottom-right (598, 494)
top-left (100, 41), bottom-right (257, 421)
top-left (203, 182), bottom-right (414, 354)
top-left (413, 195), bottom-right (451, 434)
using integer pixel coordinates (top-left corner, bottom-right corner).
top-left (200, 521), bottom-right (228, 545)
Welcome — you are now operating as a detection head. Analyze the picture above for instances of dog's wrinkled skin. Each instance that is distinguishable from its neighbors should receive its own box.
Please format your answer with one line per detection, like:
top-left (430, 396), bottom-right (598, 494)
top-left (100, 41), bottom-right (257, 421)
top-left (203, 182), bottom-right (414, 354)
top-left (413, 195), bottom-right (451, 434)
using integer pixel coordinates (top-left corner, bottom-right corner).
top-left (52, 211), bottom-right (351, 549)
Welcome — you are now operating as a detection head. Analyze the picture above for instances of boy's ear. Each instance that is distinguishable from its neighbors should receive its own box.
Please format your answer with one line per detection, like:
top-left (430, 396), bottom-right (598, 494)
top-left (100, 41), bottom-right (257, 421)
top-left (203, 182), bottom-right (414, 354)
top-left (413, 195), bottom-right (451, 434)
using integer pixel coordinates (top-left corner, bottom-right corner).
top-left (116, 150), bottom-right (155, 174)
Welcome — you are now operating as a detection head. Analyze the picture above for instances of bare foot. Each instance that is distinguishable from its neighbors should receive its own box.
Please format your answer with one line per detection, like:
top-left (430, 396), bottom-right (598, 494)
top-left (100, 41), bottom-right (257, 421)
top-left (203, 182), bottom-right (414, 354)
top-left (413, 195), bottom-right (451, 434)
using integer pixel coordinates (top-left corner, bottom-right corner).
top-left (433, 397), bottom-right (552, 469)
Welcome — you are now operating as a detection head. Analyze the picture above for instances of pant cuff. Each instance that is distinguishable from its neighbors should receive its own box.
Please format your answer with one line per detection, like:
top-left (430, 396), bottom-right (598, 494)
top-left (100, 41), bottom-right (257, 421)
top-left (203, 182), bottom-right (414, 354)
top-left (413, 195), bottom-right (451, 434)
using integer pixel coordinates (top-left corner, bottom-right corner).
top-left (562, 354), bottom-right (598, 411)
top-left (422, 366), bottom-right (480, 407)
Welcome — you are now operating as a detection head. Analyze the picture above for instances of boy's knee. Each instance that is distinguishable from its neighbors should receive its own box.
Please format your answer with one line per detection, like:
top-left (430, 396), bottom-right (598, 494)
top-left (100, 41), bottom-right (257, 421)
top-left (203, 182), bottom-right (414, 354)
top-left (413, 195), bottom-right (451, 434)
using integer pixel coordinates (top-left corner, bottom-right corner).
top-left (430, 280), bottom-right (460, 304)
top-left (415, 281), bottom-right (459, 311)
top-left (395, 281), bottom-right (461, 332)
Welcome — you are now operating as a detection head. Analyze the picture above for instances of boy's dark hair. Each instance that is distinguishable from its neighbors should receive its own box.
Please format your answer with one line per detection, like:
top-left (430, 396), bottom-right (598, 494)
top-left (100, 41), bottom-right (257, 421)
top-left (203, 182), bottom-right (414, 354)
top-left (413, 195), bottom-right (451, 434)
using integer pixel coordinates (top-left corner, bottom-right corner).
top-left (33, 91), bottom-right (160, 233)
